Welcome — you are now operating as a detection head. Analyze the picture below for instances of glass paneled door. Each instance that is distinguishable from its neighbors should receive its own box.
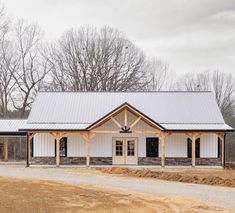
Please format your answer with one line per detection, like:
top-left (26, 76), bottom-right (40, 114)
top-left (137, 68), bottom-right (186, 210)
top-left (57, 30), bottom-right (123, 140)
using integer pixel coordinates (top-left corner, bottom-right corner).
top-left (113, 138), bottom-right (137, 165)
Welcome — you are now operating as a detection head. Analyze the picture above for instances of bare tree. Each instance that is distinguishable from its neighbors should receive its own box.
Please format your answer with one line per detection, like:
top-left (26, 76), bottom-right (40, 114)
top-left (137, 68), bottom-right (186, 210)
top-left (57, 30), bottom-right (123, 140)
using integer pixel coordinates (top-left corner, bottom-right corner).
top-left (175, 71), bottom-right (211, 91)
top-left (0, 5), bottom-right (17, 117)
top-left (212, 71), bottom-right (235, 122)
top-left (11, 20), bottom-right (51, 117)
top-left (49, 26), bottom-right (150, 92)
top-left (176, 70), bottom-right (235, 121)
top-left (146, 58), bottom-right (173, 91)
top-left (0, 35), bottom-right (18, 117)
top-left (0, 5), bottom-right (9, 39)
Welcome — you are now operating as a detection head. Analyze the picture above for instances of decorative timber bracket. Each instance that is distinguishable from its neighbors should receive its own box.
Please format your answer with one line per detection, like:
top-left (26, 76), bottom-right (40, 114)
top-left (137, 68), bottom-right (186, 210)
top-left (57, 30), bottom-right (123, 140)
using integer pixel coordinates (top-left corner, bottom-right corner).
top-left (120, 126), bottom-right (132, 133)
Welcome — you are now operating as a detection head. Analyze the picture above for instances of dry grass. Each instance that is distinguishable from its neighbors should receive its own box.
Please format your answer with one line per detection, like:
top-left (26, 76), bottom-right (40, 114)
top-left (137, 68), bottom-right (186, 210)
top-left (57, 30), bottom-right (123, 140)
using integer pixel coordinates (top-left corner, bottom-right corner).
top-left (99, 167), bottom-right (235, 187)
top-left (0, 177), bottom-right (231, 213)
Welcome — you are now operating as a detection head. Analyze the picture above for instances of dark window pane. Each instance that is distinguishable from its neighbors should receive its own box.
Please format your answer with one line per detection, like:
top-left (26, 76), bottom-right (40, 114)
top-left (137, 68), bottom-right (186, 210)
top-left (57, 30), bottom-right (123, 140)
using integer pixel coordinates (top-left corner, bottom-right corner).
top-left (115, 141), bottom-right (123, 156)
top-left (60, 137), bottom-right (67, 157)
top-left (31, 138), bottom-right (34, 157)
top-left (218, 138), bottom-right (221, 158)
top-left (187, 138), bottom-right (200, 158)
top-left (146, 138), bottom-right (158, 157)
top-left (196, 138), bottom-right (200, 158)
top-left (187, 138), bottom-right (192, 158)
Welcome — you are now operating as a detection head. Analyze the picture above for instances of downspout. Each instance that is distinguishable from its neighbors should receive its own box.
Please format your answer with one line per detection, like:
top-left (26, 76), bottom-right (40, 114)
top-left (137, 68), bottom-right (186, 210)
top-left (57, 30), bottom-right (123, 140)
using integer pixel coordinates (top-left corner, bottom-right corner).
top-left (223, 133), bottom-right (226, 168)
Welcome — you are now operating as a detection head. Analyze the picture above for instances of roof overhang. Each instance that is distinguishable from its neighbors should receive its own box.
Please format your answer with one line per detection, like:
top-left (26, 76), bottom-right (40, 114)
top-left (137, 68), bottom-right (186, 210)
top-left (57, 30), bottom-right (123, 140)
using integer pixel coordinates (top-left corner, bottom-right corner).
top-left (161, 123), bottom-right (234, 132)
top-left (0, 131), bottom-right (27, 136)
top-left (0, 119), bottom-right (27, 136)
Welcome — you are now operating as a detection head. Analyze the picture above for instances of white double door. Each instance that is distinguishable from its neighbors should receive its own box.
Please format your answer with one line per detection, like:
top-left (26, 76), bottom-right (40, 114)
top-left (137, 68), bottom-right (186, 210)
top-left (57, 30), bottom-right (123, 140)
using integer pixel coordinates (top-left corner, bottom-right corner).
top-left (112, 138), bottom-right (137, 165)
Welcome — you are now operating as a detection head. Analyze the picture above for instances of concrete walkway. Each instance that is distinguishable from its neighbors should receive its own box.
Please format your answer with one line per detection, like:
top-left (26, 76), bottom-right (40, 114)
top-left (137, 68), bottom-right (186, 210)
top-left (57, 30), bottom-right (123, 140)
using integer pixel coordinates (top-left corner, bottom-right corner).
top-left (0, 165), bottom-right (234, 211)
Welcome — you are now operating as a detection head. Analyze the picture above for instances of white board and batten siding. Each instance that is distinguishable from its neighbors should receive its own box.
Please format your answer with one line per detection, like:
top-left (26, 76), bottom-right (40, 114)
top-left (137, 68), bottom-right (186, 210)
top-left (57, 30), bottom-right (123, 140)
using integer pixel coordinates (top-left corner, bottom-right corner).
top-left (200, 134), bottom-right (218, 157)
top-left (33, 111), bottom-right (219, 158)
top-left (164, 135), bottom-right (188, 157)
top-left (33, 133), bottom-right (55, 157)
top-left (33, 132), bottom-right (219, 158)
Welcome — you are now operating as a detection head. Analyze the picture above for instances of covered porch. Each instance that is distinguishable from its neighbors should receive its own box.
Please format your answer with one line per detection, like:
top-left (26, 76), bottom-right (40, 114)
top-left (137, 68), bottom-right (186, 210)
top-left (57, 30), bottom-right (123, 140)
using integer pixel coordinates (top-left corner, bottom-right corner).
top-left (0, 120), bottom-right (27, 163)
top-left (24, 104), bottom-right (227, 168)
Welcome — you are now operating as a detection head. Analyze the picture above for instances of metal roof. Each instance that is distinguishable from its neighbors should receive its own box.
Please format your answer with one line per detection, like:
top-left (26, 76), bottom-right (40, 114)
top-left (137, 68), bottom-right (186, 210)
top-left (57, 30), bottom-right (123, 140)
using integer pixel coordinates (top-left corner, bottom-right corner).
top-left (163, 123), bottom-right (233, 131)
top-left (24, 91), bottom-right (233, 131)
top-left (0, 119), bottom-right (27, 135)
top-left (20, 123), bottom-right (90, 131)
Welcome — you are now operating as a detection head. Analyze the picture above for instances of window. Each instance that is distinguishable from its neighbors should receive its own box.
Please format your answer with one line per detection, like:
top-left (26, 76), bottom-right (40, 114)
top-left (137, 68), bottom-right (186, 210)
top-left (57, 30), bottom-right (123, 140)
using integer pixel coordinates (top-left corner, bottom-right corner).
top-left (115, 140), bottom-right (123, 156)
top-left (55, 137), bottom-right (67, 157)
top-left (146, 138), bottom-right (159, 157)
top-left (218, 137), bottom-right (221, 158)
top-left (127, 140), bottom-right (135, 156)
top-left (187, 138), bottom-right (200, 158)
top-left (31, 137), bottom-right (34, 157)
top-left (60, 137), bottom-right (67, 157)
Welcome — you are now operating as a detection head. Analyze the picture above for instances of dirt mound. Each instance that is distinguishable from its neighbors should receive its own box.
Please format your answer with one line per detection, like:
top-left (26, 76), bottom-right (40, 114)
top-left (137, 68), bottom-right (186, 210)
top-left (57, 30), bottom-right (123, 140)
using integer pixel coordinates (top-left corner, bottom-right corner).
top-left (99, 167), bottom-right (235, 187)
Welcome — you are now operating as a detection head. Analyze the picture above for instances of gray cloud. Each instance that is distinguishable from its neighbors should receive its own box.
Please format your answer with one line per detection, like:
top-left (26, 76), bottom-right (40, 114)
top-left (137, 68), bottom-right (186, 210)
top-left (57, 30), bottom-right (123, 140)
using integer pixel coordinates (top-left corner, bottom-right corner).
top-left (2, 0), bottom-right (235, 74)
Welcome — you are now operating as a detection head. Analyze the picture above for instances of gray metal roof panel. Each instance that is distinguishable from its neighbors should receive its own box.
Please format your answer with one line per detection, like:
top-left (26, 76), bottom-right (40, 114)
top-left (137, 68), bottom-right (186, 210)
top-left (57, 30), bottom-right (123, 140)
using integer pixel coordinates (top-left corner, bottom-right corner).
top-left (20, 123), bottom-right (90, 130)
top-left (162, 123), bottom-right (233, 131)
top-left (0, 119), bottom-right (27, 132)
top-left (28, 92), bottom-right (225, 127)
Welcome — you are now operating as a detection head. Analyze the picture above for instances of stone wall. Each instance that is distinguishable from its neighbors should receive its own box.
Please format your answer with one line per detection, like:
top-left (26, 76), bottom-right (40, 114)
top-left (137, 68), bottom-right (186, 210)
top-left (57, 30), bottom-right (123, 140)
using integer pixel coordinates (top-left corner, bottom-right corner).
top-left (31, 157), bottom-right (56, 165)
top-left (31, 156), bottom-right (222, 166)
top-left (165, 158), bottom-right (191, 166)
top-left (196, 158), bottom-right (221, 166)
top-left (139, 157), bottom-right (221, 166)
top-left (138, 157), bottom-right (161, 165)
top-left (30, 157), bottom-right (112, 165)
top-left (90, 157), bottom-right (112, 165)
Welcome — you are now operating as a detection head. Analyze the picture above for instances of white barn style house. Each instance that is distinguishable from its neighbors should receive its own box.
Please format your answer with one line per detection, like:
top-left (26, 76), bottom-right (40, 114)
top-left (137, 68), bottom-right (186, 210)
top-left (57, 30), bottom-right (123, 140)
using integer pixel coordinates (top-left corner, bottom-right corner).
top-left (0, 91), bottom-right (233, 167)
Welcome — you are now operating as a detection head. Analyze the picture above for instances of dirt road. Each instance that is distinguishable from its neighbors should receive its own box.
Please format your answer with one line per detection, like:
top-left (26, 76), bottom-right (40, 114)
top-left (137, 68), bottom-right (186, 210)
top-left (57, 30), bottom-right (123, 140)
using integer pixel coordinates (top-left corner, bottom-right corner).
top-left (0, 165), bottom-right (234, 211)
top-left (0, 177), bottom-right (230, 213)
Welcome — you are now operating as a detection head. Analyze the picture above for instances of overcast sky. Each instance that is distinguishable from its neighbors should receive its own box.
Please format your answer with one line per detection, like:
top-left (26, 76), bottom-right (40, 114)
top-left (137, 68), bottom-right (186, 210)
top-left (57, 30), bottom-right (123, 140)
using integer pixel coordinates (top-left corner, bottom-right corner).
top-left (2, 0), bottom-right (235, 74)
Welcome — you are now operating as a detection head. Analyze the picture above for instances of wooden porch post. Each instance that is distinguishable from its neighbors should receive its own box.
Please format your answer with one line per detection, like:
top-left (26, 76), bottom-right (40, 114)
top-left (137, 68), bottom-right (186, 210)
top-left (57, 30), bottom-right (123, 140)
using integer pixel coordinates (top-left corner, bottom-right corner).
top-left (220, 133), bottom-right (225, 168)
top-left (3, 137), bottom-right (8, 162)
top-left (192, 134), bottom-right (196, 168)
top-left (86, 141), bottom-right (90, 167)
top-left (49, 132), bottom-right (66, 167)
top-left (27, 133), bottom-right (35, 167)
top-left (79, 132), bottom-right (96, 167)
top-left (161, 135), bottom-right (166, 168)
top-left (55, 136), bottom-right (60, 167)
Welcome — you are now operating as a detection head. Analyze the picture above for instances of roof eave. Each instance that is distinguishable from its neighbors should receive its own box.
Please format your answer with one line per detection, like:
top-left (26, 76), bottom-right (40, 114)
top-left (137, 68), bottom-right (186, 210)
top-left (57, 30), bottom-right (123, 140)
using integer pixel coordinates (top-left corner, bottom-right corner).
top-left (163, 129), bottom-right (234, 132)
top-left (19, 128), bottom-right (88, 132)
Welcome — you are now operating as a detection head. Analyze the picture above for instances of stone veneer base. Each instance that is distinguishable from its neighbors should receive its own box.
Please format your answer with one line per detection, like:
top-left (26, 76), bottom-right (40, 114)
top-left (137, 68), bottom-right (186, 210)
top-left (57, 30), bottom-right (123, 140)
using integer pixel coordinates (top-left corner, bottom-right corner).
top-left (138, 157), bottom-right (221, 166)
top-left (30, 157), bottom-right (112, 165)
top-left (31, 157), bottom-right (221, 166)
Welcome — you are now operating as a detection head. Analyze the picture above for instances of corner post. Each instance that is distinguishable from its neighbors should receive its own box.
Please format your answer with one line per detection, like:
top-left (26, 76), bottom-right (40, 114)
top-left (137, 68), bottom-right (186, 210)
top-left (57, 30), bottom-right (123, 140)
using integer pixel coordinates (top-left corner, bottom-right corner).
top-left (3, 137), bottom-right (8, 162)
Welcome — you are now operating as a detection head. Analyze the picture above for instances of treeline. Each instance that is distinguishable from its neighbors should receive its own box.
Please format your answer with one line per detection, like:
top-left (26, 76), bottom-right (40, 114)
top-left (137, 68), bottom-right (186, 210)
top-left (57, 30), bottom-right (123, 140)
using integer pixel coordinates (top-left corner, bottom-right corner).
top-left (0, 6), bottom-right (234, 125)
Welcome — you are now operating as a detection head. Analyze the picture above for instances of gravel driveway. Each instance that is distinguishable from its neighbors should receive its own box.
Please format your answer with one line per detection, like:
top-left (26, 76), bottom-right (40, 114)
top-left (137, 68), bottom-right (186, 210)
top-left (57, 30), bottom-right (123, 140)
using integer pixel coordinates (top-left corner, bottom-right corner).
top-left (0, 165), bottom-right (235, 211)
